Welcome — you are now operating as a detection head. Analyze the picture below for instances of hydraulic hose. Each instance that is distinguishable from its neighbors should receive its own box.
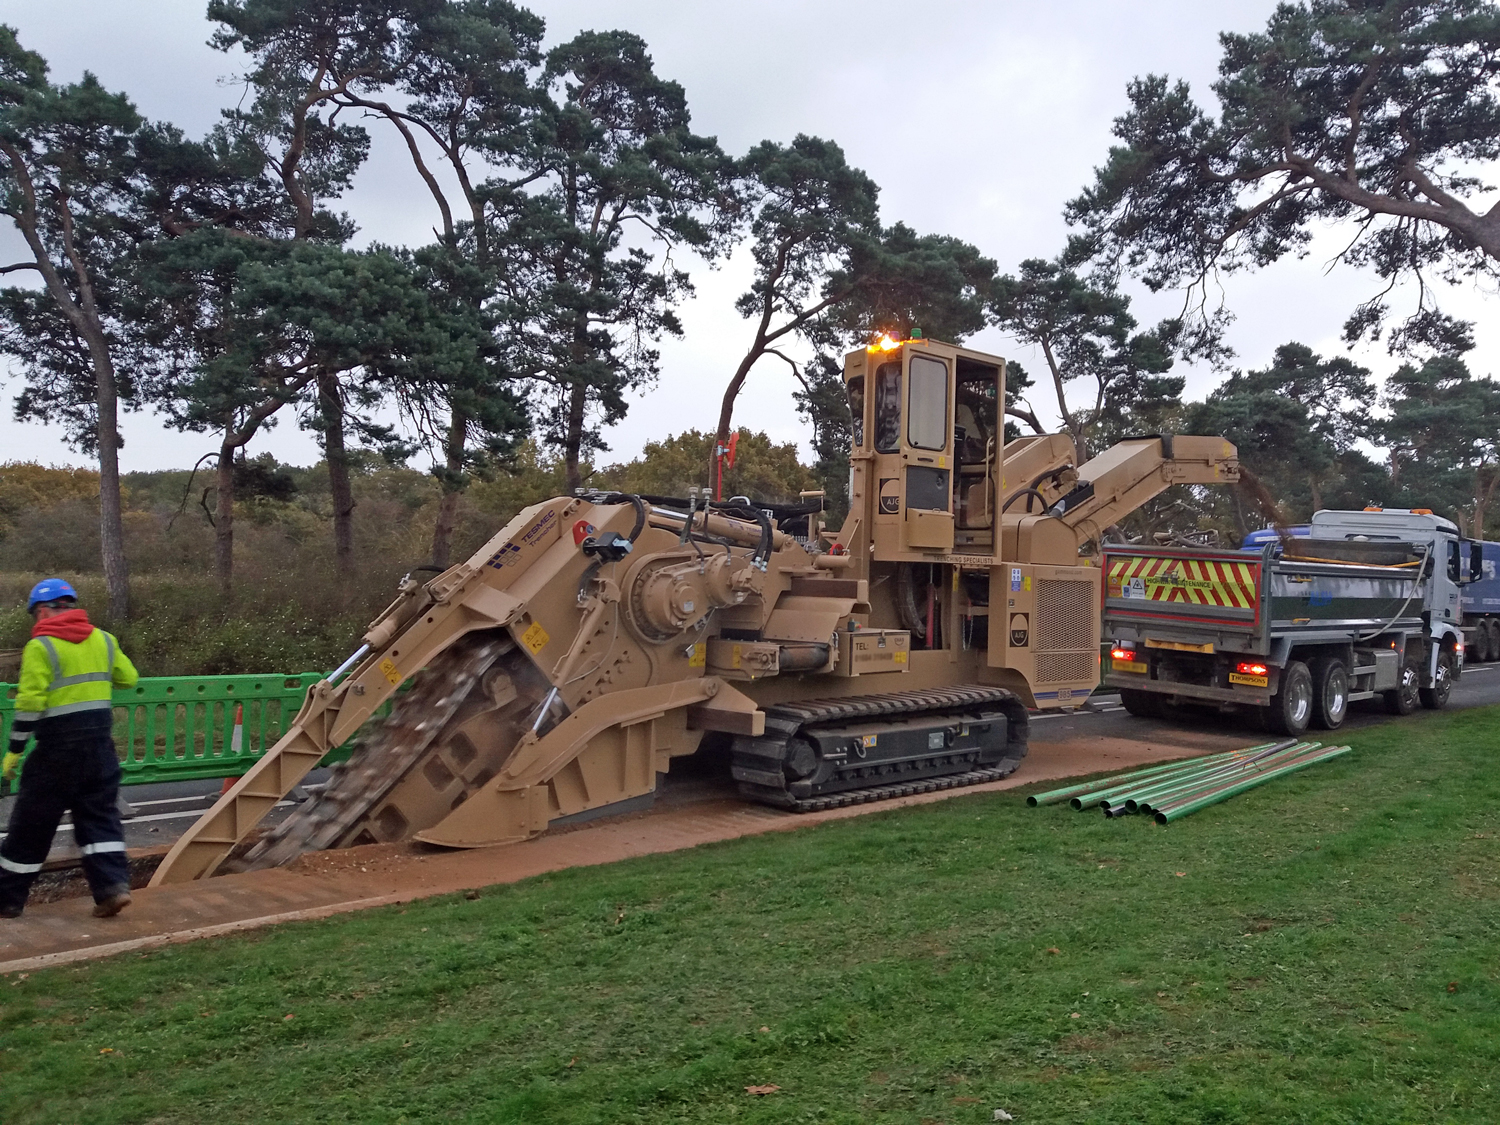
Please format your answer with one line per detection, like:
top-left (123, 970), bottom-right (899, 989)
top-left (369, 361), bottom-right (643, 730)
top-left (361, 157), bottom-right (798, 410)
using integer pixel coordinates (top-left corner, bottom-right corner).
top-left (1002, 488), bottom-right (1051, 514)
top-left (593, 492), bottom-right (649, 542)
top-left (1352, 543), bottom-right (1432, 642)
top-left (1027, 465), bottom-right (1074, 492)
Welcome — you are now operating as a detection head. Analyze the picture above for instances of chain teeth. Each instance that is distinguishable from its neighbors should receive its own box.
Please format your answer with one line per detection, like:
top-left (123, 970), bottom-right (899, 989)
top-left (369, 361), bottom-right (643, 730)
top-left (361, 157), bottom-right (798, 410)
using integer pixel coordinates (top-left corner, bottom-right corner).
top-left (240, 634), bottom-right (521, 871)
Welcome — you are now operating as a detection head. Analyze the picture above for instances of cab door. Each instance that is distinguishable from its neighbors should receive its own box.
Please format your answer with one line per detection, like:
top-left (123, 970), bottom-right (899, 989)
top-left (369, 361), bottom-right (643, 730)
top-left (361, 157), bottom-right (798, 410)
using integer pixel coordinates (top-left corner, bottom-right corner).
top-left (901, 351), bottom-right (955, 551)
top-left (953, 358), bottom-right (1002, 548)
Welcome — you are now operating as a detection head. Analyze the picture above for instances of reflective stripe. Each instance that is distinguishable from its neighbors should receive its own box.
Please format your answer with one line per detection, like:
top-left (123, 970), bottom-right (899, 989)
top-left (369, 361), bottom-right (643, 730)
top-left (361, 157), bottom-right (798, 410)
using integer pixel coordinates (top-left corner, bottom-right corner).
top-left (105, 633), bottom-right (116, 676)
top-left (80, 840), bottom-right (126, 856)
top-left (37, 636), bottom-right (60, 680)
top-left (39, 699), bottom-right (112, 718)
top-left (0, 855), bottom-right (44, 874)
top-left (11, 712), bottom-right (41, 723)
top-left (50, 671), bottom-right (113, 688)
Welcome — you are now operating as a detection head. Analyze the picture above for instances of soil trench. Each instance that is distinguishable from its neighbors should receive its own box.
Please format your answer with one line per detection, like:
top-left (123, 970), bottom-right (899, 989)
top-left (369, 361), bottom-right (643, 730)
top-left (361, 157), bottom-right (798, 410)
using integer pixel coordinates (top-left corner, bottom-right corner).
top-left (0, 727), bottom-right (1246, 972)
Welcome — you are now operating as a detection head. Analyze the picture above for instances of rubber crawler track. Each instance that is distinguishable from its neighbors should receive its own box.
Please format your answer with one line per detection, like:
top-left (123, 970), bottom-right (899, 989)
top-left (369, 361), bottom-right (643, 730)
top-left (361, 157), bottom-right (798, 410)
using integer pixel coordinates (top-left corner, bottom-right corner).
top-left (732, 685), bottom-right (1030, 812)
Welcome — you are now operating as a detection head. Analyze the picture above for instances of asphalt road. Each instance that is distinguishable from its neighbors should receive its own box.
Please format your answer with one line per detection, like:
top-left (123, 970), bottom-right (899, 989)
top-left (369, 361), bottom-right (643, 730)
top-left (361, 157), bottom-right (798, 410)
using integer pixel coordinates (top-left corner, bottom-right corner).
top-left (5, 664), bottom-right (1499, 863)
top-left (0, 768), bottom-right (335, 862)
top-left (1030, 659), bottom-right (1500, 744)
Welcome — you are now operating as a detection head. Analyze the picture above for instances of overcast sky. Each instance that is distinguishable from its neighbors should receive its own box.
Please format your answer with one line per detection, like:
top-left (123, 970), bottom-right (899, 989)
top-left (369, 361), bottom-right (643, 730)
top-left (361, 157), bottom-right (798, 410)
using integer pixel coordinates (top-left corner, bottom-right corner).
top-left (1, 0), bottom-right (1495, 476)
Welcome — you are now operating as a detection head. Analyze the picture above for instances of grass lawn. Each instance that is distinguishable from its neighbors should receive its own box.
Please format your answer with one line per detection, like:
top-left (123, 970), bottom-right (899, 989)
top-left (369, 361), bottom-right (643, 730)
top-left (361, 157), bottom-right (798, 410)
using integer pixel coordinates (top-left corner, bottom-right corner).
top-left (3, 707), bottom-right (1499, 1124)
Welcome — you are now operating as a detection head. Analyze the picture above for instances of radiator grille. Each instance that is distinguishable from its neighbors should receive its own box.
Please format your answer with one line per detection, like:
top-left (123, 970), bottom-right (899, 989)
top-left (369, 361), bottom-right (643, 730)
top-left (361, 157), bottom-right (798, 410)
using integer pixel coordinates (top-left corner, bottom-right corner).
top-left (1033, 579), bottom-right (1096, 652)
top-left (1035, 651), bottom-right (1097, 684)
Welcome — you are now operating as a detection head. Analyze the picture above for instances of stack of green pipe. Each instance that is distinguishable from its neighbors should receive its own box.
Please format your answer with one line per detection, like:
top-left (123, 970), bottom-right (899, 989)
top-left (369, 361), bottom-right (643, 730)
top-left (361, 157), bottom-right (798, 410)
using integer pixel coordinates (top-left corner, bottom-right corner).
top-left (1028, 741), bottom-right (1292, 811)
top-left (1125, 742), bottom-right (1322, 813)
top-left (1027, 738), bottom-right (1353, 825)
top-left (1151, 744), bottom-right (1352, 824)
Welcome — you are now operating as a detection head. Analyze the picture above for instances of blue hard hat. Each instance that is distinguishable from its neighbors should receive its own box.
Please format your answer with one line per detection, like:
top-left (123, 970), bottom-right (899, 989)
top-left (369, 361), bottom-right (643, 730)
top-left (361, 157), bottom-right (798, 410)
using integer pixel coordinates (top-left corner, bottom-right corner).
top-left (27, 578), bottom-right (78, 612)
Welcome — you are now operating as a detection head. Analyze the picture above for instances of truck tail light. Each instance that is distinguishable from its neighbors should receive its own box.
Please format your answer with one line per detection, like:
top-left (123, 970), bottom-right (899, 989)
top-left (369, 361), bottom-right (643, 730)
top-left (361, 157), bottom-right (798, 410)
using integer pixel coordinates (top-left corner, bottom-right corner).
top-left (1236, 661), bottom-right (1269, 677)
top-left (1110, 647), bottom-right (1139, 662)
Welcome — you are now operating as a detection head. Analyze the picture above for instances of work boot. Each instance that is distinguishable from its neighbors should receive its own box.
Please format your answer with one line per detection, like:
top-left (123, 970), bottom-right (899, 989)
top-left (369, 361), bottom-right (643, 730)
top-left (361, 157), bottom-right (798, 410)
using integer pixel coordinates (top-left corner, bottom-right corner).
top-left (92, 891), bottom-right (132, 918)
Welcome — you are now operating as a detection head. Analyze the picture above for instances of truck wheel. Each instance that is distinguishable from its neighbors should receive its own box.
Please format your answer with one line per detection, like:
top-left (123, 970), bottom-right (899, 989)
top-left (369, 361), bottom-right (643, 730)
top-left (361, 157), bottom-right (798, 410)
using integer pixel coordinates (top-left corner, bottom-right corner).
top-left (1487, 620), bottom-right (1500, 662)
top-left (1268, 660), bottom-right (1313, 736)
top-left (1419, 651), bottom-right (1454, 710)
top-left (1471, 624), bottom-right (1492, 664)
top-left (1383, 661), bottom-right (1420, 715)
top-left (1309, 658), bottom-right (1348, 730)
top-left (1118, 688), bottom-right (1163, 719)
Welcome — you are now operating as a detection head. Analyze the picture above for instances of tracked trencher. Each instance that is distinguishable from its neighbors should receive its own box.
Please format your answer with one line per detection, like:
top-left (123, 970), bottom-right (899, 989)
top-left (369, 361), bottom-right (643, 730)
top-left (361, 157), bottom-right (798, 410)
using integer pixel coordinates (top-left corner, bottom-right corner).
top-left (154, 336), bottom-right (1240, 884)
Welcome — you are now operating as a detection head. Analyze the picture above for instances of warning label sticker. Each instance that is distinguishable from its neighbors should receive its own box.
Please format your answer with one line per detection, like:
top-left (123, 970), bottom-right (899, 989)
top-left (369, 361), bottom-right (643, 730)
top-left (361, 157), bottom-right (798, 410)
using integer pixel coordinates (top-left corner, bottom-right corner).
top-left (1107, 555), bottom-right (1258, 609)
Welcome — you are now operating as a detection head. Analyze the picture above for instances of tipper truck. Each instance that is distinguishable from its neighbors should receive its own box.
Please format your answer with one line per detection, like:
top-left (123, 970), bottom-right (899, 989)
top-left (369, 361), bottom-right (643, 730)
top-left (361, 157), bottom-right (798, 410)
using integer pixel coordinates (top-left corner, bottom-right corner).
top-left (1102, 508), bottom-right (1482, 734)
top-left (1461, 538), bottom-right (1500, 662)
top-left (153, 335), bottom-right (1244, 884)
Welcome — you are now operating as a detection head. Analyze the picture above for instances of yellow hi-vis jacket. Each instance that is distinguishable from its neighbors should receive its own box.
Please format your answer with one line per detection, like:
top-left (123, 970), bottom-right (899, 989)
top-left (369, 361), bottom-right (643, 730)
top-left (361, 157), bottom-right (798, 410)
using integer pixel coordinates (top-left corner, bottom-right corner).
top-left (9, 627), bottom-right (138, 748)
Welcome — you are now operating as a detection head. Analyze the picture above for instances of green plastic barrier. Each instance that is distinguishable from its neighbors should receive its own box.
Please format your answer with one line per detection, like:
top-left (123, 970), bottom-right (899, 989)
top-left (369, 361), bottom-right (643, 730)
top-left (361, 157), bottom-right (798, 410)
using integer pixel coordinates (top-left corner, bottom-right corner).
top-left (0, 671), bottom-right (370, 794)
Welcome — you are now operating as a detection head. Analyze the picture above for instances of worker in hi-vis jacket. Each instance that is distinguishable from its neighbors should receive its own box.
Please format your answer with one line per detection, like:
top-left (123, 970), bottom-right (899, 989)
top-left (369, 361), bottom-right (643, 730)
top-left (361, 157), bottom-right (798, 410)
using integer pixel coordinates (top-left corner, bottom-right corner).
top-left (1, 579), bottom-right (139, 919)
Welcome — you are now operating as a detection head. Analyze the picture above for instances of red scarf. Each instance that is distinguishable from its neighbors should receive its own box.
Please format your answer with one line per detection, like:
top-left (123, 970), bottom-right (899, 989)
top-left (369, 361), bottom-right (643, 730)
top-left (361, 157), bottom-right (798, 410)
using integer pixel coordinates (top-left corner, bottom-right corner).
top-left (31, 608), bottom-right (96, 644)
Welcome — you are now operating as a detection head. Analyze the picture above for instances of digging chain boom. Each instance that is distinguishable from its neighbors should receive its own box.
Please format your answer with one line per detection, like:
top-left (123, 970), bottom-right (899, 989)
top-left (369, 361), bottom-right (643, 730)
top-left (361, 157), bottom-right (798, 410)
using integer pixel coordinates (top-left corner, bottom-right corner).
top-left (239, 635), bottom-right (546, 870)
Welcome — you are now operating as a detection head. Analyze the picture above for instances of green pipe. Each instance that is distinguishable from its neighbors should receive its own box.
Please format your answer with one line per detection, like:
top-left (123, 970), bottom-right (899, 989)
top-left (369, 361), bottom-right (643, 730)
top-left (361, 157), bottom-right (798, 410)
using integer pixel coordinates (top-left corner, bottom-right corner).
top-left (1065, 743), bottom-right (1283, 810)
top-left (1126, 743), bottom-right (1321, 811)
top-left (1089, 742), bottom-right (1304, 812)
top-left (1027, 757), bottom-right (1225, 807)
top-left (1152, 746), bottom-right (1352, 824)
top-left (1131, 747), bottom-right (1325, 813)
top-left (1077, 758), bottom-right (1255, 811)
top-left (1028, 745), bottom-right (1277, 807)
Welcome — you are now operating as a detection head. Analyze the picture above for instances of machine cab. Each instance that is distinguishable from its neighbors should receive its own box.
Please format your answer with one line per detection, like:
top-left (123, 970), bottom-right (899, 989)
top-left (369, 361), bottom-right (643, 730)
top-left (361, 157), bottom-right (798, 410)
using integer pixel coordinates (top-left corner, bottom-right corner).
top-left (843, 335), bottom-right (1005, 561)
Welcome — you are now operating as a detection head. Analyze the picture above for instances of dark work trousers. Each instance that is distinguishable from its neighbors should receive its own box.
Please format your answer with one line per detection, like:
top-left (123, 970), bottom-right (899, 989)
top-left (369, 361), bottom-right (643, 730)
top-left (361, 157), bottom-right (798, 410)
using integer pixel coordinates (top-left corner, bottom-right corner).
top-left (0, 728), bottom-right (129, 914)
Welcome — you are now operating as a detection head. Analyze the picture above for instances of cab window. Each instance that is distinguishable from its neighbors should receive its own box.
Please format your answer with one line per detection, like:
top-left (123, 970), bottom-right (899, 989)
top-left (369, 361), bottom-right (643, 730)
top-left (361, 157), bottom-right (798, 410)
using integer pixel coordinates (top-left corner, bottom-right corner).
top-left (874, 362), bottom-right (902, 452)
top-left (907, 355), bottom-right (948, 451)
top-left (955, 363), bottom-right (998, 463)
top-left (847, 375), bottom-right (865, 448)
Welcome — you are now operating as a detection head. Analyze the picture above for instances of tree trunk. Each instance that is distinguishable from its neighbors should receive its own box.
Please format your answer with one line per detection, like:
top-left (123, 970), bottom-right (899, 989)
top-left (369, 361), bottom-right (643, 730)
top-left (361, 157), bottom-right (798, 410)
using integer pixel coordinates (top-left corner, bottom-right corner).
top-left (564, 381), bottom-right (588, 493)
top-left (712, 349), bottom-right (761, 490)
top-left (430, 408), bottom-right (467, 568)
top-left (214, 438), bottom-right (236, 598)
top-left (1309, 473), bottom-right (1322, 514)
top-left (1230, 489), bottom-right (1249, 542)
top-left (318, 372), bottom-right (355, 578)
top-left (1039, 339), bottom-right (1089, 461)
top-left (93, 350), bottom-right (130, 621)
top-left (1474, 466), bottom-right (1498, 539)
top-left (0, 142), bottom-right (131, 618)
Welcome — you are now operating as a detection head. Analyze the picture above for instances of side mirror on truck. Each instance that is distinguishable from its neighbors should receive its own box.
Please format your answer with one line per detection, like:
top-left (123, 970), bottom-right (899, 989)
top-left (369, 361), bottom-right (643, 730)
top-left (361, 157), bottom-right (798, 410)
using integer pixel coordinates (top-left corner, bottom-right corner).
top-left (1470, 539), bottom-right (1484, 584)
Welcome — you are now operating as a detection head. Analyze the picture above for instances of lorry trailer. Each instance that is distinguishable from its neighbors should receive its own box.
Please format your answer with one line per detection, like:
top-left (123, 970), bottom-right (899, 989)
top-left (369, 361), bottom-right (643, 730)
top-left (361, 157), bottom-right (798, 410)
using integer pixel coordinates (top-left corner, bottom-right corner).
top-left (1102, 509), bottom-right (1479, 734)
top-left (1243, 513), bottom-right (1500, 665)
top-left (1460, 538), bottom-right (1500, 662)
